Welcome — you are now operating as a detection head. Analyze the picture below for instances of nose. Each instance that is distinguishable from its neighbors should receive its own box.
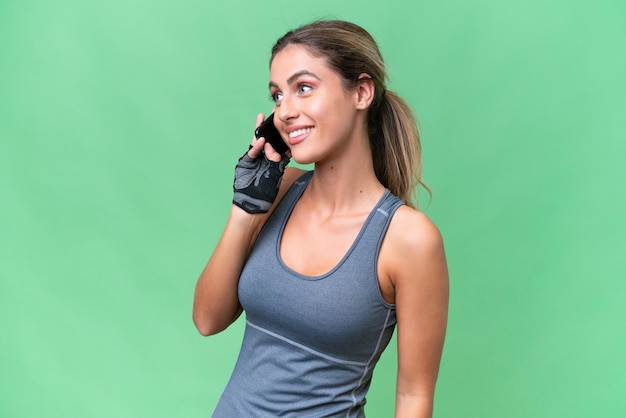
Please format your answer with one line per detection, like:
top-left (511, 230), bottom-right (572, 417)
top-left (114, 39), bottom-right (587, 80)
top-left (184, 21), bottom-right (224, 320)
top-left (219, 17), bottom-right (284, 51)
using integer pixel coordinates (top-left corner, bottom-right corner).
top-left (275, 97), bottom-right (299, 125)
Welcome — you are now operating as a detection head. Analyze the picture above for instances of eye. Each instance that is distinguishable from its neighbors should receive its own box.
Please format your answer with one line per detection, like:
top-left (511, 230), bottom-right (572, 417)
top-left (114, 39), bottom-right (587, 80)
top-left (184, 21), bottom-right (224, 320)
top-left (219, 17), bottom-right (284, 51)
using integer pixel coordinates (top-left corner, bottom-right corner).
top-left (270, 91), bottom-right (283, 103)
top-left (297, 84), bottom-right (313, 94)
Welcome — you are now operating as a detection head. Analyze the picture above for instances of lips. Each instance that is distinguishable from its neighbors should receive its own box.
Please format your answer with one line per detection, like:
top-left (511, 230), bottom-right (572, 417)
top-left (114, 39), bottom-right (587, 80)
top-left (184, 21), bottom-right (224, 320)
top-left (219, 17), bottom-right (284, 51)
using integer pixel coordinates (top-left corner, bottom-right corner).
top-left (288, 127), bottom-right (313, 139)
top-left (285, 127), bottom-right (313, 145)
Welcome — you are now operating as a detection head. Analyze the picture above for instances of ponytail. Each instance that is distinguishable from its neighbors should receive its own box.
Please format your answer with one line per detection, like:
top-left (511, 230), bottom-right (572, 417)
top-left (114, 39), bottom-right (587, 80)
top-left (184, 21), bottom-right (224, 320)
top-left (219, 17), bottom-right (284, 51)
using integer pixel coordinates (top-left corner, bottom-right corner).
top-left (370, 90), bottom-right (429, 209)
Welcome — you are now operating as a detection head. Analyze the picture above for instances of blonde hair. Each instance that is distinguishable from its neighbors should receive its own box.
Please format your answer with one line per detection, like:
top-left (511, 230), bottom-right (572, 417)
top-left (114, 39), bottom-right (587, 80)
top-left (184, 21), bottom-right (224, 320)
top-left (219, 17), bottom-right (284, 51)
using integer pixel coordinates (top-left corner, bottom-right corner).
top-left (271, 20), bottom-right (428, 208)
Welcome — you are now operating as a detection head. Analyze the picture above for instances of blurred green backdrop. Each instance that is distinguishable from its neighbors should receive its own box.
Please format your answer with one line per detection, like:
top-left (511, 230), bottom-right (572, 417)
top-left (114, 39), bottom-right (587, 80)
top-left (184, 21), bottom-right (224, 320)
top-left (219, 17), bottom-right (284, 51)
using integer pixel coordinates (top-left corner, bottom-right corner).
top-left (1, 0), bottom-right (625, 417)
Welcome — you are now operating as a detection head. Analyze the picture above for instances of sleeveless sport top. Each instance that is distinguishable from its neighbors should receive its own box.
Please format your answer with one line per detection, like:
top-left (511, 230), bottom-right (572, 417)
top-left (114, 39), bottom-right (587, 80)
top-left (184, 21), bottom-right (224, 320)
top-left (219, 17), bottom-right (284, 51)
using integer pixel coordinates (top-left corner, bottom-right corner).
top-left (212, 171), bottom-right (404, 417)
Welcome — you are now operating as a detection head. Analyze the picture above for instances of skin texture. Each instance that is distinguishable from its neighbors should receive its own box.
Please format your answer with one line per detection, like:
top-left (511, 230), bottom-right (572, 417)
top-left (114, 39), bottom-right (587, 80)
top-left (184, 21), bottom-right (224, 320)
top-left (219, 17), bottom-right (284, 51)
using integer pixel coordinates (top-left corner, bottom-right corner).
top-left (193, 45), bottom-right (449, 418)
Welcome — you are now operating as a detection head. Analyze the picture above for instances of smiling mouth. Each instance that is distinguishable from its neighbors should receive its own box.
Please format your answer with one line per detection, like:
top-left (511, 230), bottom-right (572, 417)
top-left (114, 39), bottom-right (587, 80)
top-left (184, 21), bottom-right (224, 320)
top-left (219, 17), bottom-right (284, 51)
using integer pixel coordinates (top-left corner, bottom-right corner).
top-left (288, 128), bottom-right (313, 139)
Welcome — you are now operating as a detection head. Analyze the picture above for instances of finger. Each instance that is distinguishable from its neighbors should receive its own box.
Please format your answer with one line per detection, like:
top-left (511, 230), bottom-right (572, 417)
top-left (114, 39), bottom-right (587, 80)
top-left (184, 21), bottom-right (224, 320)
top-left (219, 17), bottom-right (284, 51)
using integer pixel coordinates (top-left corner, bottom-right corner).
top-left (251, 113), bottom-right (265, 141)
top-left (255, 113), bottom-right (266, 128)
top-left (248, 136), bottom-right (265, 159)
top-left (263, 142), bottom-right (283, 162)
top-left (247, 113), bottom-right (267, 159)
top-left (250, 113), bottom-right (266, 146)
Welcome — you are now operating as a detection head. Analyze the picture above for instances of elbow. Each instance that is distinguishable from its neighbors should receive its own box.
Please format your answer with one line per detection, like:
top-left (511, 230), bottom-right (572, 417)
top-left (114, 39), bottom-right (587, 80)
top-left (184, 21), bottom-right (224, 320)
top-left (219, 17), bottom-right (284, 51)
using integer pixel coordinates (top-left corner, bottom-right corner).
top-left (192, 303), bottom-right (242, 336)
top-left (197, 328), bottom-right (214, 337)
top-left (193, 315), bottom-right (221, 337)
top-left (193, 309), bottom-right (239, 336)
top-left (192, 301), bottom-right (220, 336)
top-left (194, 322), bottom-right (212, 337)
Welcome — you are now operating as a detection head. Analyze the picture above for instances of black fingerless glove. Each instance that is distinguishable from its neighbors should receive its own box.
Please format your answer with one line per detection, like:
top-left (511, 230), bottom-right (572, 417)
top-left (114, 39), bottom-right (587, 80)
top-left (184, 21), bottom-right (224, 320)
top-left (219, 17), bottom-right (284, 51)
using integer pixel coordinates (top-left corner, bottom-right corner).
top-left (233, 148), bottom-right (290, 214)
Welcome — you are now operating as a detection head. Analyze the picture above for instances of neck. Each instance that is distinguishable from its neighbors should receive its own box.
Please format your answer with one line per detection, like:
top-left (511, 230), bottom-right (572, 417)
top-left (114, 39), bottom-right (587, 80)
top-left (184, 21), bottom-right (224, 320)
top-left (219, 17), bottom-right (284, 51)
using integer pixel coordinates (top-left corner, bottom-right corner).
top-left (306, 134), bottom-right (385, 216)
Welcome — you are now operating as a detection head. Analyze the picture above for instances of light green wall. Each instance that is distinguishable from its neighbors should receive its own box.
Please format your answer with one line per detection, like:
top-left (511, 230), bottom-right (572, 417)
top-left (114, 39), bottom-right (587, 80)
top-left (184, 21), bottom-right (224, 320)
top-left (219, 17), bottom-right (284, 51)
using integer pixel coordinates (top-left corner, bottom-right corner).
top-left (1, 1), bottom-right (624, 417)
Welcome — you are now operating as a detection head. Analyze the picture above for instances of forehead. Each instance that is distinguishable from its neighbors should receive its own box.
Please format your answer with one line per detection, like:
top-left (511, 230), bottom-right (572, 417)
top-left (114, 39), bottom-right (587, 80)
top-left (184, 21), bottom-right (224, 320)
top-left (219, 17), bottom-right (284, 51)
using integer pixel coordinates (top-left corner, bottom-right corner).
top-left (269, 45), bottom-right (332, 80)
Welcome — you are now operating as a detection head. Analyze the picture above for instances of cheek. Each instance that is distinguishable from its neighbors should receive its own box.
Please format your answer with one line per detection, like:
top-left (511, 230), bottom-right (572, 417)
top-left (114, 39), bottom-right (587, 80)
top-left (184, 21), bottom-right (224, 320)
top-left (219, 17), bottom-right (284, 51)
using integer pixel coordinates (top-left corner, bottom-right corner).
top-left (307, 101), bottom-right (326, 121)
top-left (324, 99), bottom-right (356, 132)
top-left (310, 98), bottom-right (347, 126)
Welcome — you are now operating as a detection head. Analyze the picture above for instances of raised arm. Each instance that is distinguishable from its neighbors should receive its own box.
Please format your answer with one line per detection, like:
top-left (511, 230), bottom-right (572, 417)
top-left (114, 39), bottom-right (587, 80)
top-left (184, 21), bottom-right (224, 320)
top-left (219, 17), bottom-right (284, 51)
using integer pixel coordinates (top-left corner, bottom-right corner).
top-left (381, 207), bottom-right (449, 417)
top-left (192, 114), bottom-right (302, 336)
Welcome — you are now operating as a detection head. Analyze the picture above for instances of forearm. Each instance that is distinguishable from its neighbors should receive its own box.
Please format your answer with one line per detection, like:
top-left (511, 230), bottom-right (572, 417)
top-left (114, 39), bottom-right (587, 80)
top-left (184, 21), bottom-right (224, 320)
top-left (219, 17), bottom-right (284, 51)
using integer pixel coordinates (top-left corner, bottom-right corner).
top-left (192, 206), bottom-right (267, 335)
top-left (395, 392), bottom-right (433, 418)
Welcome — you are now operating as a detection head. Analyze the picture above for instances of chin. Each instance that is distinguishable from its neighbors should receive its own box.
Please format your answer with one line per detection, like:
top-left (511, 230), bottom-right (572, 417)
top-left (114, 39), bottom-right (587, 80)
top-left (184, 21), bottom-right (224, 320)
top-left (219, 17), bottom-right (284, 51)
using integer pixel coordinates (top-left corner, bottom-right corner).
top-left (289, 150), bottom-right (318, 166)
top-left (291, 156), bottom-right (316, 166)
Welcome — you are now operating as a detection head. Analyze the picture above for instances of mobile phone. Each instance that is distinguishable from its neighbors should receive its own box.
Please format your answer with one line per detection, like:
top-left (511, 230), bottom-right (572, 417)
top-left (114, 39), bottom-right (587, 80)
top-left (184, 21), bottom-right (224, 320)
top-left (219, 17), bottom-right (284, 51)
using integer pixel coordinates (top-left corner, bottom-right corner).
top-left (254, 113), bottom-right (289, 155)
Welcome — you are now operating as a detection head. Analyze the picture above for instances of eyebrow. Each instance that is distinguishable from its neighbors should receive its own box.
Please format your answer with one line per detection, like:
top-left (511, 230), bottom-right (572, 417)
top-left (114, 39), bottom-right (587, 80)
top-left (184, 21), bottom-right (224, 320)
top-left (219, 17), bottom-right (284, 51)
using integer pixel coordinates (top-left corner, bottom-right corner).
top-left (269, 70), bottom-right (321, 89)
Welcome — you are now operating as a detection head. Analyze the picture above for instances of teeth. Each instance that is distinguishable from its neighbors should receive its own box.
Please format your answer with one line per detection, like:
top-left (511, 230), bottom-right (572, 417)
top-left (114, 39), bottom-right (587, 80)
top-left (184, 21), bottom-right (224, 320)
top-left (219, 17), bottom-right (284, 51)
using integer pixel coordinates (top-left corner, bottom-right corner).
top-left (288, 128), bottom-right (312, 139)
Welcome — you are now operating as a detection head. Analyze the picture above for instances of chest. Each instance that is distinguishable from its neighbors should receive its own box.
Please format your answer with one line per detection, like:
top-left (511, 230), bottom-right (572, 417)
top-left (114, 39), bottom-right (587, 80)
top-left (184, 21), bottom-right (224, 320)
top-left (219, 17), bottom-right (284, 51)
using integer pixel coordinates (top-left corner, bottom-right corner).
top-left (238, 207), bottom-right (396, 360)
top-left (279, 208), bottom-right (369, 277)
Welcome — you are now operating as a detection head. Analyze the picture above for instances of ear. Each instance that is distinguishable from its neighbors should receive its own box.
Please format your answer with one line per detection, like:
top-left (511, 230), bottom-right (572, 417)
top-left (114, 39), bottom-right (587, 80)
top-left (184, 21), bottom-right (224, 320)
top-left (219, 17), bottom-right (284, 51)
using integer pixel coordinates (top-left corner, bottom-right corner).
top-left (355, 74), bottom-right (375, 110)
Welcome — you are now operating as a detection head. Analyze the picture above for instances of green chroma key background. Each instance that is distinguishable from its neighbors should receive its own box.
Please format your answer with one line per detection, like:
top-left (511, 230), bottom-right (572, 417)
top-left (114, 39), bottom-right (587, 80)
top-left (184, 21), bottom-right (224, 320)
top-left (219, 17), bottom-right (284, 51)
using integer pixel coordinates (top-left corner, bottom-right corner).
top-left (1, 0), bottom-right (624, 416)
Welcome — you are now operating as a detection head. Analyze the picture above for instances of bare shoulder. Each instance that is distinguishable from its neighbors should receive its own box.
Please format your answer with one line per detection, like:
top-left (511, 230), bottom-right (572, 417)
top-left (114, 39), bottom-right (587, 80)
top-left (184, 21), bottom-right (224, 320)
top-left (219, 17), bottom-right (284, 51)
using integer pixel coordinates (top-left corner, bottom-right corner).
top-left (387, 206), bottom-right (444, 256)
top-left (380, 205), bottom-right (448, 291)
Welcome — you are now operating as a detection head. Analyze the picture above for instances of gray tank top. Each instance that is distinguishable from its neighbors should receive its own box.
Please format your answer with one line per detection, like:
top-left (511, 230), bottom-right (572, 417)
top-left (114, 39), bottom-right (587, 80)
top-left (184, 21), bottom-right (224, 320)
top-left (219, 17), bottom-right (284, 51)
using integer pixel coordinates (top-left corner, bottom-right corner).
top-left (212, 171), bottom-right (404, 417)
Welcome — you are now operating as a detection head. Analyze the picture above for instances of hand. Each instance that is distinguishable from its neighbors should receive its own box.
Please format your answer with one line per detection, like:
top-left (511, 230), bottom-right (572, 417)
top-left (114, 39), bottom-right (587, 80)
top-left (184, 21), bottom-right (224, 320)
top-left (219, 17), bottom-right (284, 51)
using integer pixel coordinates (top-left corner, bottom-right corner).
top-left (232, 114), bottom-right (290, 214)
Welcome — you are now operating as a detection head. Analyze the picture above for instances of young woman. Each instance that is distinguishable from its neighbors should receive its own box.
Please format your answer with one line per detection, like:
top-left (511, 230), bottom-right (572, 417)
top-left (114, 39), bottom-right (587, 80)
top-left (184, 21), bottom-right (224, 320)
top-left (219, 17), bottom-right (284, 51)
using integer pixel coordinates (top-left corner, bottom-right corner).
top-left (193, 20), bottom-right (449, 418)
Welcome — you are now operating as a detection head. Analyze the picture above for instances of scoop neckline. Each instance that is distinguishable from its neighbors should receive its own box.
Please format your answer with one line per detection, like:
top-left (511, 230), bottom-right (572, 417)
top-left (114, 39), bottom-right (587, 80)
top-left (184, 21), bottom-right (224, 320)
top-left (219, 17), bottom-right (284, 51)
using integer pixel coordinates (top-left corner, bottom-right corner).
top-left (275, 173), bottom-right (390, 281)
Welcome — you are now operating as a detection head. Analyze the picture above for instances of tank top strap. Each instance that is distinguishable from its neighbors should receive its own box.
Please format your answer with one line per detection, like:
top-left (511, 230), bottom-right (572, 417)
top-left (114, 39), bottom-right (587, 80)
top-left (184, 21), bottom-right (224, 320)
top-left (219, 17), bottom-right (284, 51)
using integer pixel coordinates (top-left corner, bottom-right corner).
top-left (348, 189), bottom-right (404, 260)
top-left (271, 170), bottom-right (313, 220)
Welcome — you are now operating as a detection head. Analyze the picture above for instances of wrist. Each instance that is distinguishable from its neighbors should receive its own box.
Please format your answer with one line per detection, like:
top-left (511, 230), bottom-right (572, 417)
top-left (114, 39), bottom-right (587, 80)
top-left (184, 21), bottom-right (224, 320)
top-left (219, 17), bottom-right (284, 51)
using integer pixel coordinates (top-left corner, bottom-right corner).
top-left (229, 204), bottom-right (268, 229)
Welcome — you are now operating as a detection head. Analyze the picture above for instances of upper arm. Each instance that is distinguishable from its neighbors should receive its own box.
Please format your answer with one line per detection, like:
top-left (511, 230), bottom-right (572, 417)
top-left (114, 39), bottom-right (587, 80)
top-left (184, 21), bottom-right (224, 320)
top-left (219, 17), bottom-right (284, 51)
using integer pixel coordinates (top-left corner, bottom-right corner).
top-left (383, 208), bottom-right (449, 402)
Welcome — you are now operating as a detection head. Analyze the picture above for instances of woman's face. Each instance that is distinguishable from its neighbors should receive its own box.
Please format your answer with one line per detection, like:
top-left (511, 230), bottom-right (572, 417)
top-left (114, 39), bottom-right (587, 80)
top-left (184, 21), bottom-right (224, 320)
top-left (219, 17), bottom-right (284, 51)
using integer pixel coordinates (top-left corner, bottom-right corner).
top-left (269, 45), bottom-right (361, 164)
